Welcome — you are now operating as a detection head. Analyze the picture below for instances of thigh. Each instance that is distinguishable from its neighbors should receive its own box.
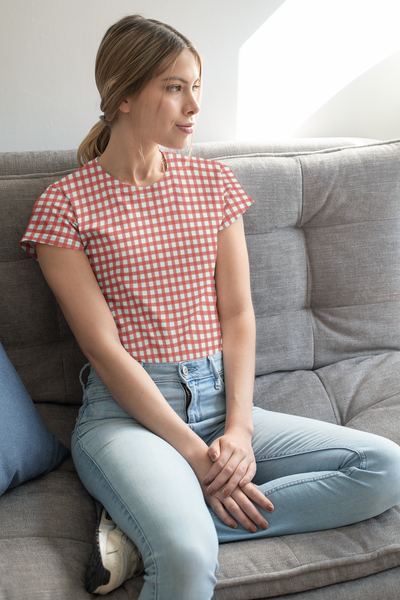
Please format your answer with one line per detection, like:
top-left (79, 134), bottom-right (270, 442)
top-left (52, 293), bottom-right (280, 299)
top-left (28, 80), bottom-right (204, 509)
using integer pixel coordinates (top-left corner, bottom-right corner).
top-left (72, 400), bottom-right (218, 580)
top-left (250, 407), bottom-right (388, 485)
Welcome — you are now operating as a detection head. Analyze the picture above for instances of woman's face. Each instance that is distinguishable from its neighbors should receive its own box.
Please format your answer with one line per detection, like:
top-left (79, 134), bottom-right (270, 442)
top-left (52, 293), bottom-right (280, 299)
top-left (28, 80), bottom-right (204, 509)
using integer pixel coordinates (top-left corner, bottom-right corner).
top-left (120, 48), bottom-right (201, 150)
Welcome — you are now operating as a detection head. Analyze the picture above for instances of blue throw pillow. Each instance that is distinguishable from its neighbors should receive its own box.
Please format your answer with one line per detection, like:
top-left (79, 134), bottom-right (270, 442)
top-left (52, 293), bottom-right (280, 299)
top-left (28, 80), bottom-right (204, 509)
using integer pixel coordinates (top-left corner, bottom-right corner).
top-left (0, 342), bottom-right (70, 495)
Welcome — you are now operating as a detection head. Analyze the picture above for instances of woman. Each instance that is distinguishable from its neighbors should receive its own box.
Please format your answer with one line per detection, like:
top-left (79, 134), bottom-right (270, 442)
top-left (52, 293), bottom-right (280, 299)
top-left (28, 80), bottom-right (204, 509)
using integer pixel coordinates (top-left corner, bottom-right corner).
top-left (21, 15), bottom-right (400, 600)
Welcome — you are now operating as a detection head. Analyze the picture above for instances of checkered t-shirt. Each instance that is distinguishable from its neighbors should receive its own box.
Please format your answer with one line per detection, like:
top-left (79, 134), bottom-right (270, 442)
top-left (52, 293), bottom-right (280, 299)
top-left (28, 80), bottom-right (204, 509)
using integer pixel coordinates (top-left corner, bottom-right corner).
top-left (20, 152), bottom-right (253, 363)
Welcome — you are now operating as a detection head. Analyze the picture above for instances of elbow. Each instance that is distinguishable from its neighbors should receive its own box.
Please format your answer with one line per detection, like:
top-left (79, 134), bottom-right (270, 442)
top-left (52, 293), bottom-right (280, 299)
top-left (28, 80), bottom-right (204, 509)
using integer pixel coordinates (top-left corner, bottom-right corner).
top-left (219, 306), bottom-right (256, 337)
top-left (75, 330), bottom-right (123, 372)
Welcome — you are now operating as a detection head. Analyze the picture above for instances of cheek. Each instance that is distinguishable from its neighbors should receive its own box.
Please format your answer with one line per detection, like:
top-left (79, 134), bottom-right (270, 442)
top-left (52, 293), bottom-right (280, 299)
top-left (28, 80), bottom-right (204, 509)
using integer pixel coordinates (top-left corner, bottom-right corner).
top-left (158, 97), bottom-right (178, 121)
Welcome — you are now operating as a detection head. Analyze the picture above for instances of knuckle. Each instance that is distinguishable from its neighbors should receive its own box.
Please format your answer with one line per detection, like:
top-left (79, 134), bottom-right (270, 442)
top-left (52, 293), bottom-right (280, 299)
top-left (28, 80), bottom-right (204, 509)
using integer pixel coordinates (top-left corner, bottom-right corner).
top-left (224, 498), bottom-right (239, 512)
top-left (243, 481), bottom-right (255, 492)
top-left (240, 497), bottom-right (253, 511)
top-left (237, 463), bottom-right (247, 475)
top-left (224, 464), bottom-right (235, 476)
top-left (229, 506), bottom-right (243, 519)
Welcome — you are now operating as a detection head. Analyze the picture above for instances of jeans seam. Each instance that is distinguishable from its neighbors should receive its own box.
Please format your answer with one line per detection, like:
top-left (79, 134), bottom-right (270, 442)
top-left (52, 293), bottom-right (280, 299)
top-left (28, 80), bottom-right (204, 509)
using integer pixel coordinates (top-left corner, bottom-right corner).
top-left (256, 446), bottom-right (367, 470)
top-left (265, 470), bottom-right (342, 495)
top-left (265, 464), bottom-right (362, 498)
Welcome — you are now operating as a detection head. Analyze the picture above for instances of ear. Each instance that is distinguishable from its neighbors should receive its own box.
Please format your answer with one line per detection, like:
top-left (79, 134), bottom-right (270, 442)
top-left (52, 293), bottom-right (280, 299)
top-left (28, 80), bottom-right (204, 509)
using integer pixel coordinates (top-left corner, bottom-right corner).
top-left (118, 98), bottom-right (132, 114)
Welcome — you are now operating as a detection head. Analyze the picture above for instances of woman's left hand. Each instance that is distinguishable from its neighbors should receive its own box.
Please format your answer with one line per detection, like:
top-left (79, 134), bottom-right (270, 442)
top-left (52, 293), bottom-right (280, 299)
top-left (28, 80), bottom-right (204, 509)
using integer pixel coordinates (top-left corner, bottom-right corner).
top-left (203, 428), bottom-right (257, 497)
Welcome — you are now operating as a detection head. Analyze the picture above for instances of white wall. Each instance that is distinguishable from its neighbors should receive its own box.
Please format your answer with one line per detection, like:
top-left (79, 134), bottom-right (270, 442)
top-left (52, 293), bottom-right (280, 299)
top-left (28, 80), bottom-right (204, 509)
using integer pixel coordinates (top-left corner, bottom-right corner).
top-left (0, 0), bottom-right (284, 152)
top-left (1, 0), bottom-right (400, 152)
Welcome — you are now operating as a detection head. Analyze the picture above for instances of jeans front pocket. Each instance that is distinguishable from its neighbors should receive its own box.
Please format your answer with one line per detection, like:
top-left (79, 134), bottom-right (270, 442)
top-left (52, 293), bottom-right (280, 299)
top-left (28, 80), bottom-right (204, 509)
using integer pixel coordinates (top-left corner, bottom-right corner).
top-left (78, 378), bottom-right (135, 426)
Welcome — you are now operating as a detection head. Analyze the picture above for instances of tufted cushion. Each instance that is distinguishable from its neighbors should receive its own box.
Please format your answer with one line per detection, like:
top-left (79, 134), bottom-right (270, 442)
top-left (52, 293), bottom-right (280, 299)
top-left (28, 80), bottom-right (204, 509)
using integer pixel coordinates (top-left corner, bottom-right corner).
top-left (215, 140), bottom-right (400, 379)
top-left (0, 151), bottom-right (85, 403)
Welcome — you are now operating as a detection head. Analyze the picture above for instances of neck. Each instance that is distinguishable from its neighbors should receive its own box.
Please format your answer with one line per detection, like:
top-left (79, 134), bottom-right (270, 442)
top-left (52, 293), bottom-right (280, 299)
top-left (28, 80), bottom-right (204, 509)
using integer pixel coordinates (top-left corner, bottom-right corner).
top-left (97, 124), bottom-right (166, 187)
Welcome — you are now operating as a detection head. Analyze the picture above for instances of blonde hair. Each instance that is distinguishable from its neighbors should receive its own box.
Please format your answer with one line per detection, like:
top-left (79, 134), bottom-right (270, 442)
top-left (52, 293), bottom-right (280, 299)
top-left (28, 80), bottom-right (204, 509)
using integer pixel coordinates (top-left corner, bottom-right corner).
top-left (77, 15), bottom-right (202, 166)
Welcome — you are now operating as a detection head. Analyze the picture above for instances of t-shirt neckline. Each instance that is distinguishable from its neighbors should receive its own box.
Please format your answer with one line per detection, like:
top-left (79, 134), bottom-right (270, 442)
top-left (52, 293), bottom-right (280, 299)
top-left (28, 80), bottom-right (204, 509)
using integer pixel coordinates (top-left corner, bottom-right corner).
top-left (93, 152), bottom-right (170, 191)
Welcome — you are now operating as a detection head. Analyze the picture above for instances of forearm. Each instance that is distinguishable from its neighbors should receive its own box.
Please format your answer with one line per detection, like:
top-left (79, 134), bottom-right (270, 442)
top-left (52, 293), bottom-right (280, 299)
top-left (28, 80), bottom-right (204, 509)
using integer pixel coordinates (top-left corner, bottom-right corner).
top-left (86, 339), bottom-right (208, 465)
top-left (220, 306), bottom-right (256, 435)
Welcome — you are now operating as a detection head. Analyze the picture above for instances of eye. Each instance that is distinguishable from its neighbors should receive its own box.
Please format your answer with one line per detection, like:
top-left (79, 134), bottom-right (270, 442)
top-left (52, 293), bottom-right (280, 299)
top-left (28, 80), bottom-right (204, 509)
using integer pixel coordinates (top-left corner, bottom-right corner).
top-left (192, 84), bottom-right (200, 93)
top-left (167, 84), bottom-right (181, 92)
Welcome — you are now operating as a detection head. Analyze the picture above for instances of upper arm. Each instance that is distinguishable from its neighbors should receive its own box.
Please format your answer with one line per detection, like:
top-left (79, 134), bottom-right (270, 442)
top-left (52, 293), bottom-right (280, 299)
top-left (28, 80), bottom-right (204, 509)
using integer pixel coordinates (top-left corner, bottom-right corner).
top-left (215, 218), bottom-right (253, 321)
top-left (36, 243), bottom-right (120, 359)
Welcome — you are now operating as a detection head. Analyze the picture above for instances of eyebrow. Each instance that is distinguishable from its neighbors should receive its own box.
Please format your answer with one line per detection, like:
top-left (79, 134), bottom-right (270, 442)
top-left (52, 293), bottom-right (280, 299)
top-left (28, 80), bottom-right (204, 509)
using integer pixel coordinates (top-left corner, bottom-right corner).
top-left (161, 77), bottom-right (200, 84)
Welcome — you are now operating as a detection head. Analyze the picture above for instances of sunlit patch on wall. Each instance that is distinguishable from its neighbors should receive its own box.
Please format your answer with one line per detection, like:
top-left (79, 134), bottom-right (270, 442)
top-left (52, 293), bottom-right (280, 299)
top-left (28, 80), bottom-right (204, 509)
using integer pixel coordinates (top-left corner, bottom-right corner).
top-left (237, 0), bottom-right (400, 140)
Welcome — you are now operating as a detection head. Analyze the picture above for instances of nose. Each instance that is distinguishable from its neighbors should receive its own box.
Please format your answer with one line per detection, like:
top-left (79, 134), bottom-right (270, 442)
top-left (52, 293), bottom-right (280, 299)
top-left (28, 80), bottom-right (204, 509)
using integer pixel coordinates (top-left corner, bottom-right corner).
top-left (185, 92), bottom-right (200, 116)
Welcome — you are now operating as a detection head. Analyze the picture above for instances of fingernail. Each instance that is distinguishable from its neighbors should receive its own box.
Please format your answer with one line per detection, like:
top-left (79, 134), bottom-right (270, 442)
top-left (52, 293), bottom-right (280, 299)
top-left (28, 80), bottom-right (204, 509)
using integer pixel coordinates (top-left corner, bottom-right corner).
top-left (249, 526), bottom-right (257, 533)
top-left (231, 523), bottom-right (238, 529)
top-left (208, 487), bottom-right (215, 495)
top-left (222, 489), bottom-right (230, 498)
top-left (261, 521), bottom-right (268, 530)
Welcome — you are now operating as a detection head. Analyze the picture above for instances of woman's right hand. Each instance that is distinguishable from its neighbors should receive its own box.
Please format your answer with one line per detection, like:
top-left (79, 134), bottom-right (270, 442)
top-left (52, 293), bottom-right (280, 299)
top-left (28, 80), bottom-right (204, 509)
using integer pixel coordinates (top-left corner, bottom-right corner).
top-left (193, 453), bottom-right (274, 533)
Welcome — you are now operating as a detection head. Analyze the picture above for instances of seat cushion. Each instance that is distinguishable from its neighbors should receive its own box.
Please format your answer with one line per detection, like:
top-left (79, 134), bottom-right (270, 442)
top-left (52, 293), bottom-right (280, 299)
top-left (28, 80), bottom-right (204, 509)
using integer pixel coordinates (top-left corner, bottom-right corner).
top-left (1, 387), bottom-right (398, 600)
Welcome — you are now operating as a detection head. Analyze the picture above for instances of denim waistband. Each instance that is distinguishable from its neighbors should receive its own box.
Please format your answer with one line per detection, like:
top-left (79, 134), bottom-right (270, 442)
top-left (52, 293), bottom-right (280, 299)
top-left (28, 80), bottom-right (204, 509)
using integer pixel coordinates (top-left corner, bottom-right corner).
top-left (79, 352), bottom-right (223, 391)
top-left (140, 352), bottom-right (223, 382)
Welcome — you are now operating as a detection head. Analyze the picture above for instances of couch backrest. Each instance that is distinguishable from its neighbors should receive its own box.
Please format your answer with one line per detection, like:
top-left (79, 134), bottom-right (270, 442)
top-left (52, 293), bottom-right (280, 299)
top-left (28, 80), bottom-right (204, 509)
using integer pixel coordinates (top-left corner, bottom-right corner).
top-left (1, 139), bottom-right (399, 403)
top-left (221, 139), bottom-right (400, 377)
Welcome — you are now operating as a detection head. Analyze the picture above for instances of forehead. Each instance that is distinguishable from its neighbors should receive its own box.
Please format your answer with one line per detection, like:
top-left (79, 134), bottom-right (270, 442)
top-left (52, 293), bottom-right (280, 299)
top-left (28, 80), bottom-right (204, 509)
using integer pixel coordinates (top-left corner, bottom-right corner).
top-left (159, 48), bottom-right (200, 81)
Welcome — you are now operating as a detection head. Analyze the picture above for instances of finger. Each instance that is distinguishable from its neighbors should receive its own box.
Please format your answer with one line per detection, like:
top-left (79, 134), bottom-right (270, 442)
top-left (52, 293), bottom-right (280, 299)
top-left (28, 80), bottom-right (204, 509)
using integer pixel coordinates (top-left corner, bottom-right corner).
top-left (203, 461), bottom-right (226, 486)
top-left (203, 446), bottom-right (237, 485)
top-left (241, 483), bottom-right (274, 512)
top-left (220, 460), bottom-right (251, 498)
top-left (222, 494), bottom-right (267, 533)
top-left (207, 455), bottom-right (247, 495)
top-left (239, 461), bottom-right (257, 488)
top-left (229, 489), bottom-right (270, 532)
top-left (207, 439), bottom-right (221, 462)
top-left (208, 497), bottom-right (238, 529)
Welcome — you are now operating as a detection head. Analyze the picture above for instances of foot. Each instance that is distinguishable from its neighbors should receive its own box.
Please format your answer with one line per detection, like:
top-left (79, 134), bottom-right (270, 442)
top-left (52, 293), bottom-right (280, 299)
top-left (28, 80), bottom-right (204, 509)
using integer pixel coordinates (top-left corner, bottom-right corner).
top-left (86, 507), bottom-right (144, 595)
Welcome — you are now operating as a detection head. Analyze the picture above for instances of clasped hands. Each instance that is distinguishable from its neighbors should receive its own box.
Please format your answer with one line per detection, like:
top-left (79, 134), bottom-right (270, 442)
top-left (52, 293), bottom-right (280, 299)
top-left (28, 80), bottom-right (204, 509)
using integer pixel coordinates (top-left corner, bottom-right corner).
top-left (196, 429), bottom-right (274, 533)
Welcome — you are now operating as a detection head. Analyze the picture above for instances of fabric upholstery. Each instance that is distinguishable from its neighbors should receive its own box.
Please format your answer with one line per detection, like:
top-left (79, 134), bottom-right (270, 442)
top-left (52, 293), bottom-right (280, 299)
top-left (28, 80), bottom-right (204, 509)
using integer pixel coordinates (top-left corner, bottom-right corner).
top-left (217, 140), bottom-right (400, 378)
top-left (1, 138), bottom-right (400, 599)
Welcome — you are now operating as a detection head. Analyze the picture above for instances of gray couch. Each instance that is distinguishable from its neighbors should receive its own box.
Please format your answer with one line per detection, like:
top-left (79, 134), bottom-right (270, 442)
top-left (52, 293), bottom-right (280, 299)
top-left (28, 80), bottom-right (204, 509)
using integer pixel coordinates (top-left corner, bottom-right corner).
top-left (1, 138), bottom-right (400, 600)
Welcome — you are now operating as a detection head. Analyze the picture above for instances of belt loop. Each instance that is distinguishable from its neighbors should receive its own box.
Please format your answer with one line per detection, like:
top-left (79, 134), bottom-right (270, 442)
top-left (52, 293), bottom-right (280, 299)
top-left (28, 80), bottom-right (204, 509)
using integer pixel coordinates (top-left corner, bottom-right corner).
top-left (79, 362), bottom-right (91, 392)
top-left (207, 355), bottom-right (221, 390)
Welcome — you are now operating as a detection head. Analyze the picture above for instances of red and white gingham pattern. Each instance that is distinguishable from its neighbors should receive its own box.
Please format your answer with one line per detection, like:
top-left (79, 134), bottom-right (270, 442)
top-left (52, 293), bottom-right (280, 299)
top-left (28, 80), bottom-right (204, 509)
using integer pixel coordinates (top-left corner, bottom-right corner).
top-left (21, 153), bottom-right (253, 363)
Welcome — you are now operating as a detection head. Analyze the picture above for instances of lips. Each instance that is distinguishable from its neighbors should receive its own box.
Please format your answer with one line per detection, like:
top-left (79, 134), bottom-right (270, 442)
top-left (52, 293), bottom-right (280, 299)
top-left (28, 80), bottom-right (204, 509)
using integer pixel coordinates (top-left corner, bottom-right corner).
top-left (176, 123), bottom-right (194, 134)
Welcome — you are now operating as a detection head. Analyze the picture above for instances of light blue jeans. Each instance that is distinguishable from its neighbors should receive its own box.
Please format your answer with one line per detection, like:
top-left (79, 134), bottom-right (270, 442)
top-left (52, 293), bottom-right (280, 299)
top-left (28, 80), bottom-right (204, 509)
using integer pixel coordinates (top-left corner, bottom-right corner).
top-left (71, 352), bottom-right (400, 600)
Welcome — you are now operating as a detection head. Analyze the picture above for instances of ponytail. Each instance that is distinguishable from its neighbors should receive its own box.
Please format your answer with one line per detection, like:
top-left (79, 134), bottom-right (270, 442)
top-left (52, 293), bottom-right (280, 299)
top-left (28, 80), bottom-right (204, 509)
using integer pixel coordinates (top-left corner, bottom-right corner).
top-left (77, 15), bottom-right (202, 168)
top-left (77, 119), bottom-right (111, 167)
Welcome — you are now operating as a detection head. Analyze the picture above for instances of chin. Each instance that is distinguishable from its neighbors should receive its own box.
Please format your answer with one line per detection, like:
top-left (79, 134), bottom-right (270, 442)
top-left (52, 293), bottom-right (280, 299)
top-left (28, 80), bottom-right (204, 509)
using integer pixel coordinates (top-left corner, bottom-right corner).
top-left (162, 137), bottom-right (191, 151)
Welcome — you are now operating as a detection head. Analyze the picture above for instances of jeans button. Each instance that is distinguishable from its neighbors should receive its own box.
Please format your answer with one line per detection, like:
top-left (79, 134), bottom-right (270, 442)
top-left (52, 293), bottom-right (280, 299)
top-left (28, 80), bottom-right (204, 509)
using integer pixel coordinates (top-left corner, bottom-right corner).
top-left (182, 365), bottom-right (189, 376)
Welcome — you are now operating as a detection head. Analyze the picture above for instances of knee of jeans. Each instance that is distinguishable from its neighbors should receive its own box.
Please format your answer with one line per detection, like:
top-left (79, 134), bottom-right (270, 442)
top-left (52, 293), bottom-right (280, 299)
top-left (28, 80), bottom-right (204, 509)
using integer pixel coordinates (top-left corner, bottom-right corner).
top-left (368, 435), bottom-right (400, 509)
top-left (151, 529), bottom-right (219, 593)
top-left (173, 534), bottom-right (218, 576)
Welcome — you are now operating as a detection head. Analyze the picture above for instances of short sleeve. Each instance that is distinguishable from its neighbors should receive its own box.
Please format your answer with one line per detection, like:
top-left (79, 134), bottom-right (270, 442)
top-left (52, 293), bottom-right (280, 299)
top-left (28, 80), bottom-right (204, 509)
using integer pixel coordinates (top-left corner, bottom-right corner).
top-left (218, 163), bottom-right (253, 231)
top-left (20, 185), bottom-right (84, 260)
